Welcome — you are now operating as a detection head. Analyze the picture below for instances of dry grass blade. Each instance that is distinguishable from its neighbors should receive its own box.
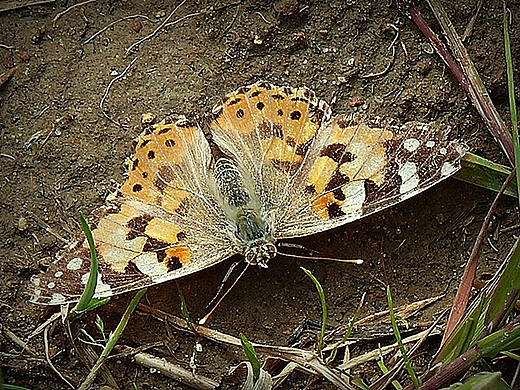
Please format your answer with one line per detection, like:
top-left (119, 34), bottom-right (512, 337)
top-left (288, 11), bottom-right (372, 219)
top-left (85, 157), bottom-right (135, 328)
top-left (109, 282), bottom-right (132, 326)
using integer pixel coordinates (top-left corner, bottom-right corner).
top-left (398, 0), bottom-right (514, 164)
top-left (0, 0), bottom-right (53, 13)
top-left (337, 326), bottom-right (443, 371)
top-left (138, 304), bottom-right (354, 389)
top-left (425, 0), bottom-right (513, 164)
top-left (0, 66), bottom-right (17, 87)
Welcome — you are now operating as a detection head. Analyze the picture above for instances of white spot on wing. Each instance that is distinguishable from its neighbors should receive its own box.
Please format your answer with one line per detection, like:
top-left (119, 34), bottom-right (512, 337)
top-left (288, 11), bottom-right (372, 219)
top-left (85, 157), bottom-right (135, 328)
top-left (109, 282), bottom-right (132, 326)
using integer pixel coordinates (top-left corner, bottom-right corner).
top-left (134, 252), bottom-right (169, 277)
top-left (55, 271), bottom-right (63, 278)
top-left (426, 140), bottom-right (435, 148)
top-left (81, 272), bottom-right (113, 297)
top-left (441, 161), bottom-right (458, 177)
top-left (399, 161), bottom-right (419, 194)
top-left (341, 181), bottom-right (366, 217)
top-left (32, 288), bottom-right (41, 300)
top-left (456, 144), bottom-right (467, 155)
top-left (47, 281), bottom-right (56, 289)
top-left (440, 147), bottom-right (447, 155)
top-left (403, 138), bottom-right (420, 152)
top-left (32, 277), bottom-right (41, 287)
top-left (49, 293), bottom-right (66, 305)
top-left (67, 257), bottom-right (83, 270)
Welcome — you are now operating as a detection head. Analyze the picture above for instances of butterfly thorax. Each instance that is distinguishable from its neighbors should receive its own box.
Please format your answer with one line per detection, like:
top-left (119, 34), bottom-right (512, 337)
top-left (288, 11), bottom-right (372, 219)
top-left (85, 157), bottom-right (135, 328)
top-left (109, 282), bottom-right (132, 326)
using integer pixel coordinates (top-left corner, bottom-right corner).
top-left (236, 209), bottom-right (276, 267)
top-left (214, 157), bottom-right (276, 268)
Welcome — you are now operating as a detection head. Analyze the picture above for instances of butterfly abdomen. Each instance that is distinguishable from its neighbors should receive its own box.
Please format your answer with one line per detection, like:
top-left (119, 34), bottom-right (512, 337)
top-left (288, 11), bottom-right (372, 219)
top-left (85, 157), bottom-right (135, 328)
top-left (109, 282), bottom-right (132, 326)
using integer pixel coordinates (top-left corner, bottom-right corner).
top-left (214, 157), bottom-right (252, 208)
top-left (214, 157), bottom-right (273, 246)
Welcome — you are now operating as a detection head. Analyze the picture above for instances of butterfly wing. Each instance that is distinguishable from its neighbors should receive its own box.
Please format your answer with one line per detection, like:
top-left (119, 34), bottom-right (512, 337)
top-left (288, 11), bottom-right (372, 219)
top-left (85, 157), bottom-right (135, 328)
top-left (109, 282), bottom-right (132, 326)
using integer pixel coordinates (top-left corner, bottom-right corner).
top-left (210, 82), bottom-right (465, 240)
top-left (31, 116), bottom-right (237, 305)
top-left (275, 114), bottom-right (467, 237)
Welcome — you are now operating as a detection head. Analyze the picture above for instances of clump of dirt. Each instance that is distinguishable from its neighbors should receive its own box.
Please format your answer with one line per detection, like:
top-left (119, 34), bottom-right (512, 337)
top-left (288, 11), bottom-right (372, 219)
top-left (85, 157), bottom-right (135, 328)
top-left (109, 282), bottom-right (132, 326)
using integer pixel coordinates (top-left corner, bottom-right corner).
top-left (0, 1), bottom-right (518, 389)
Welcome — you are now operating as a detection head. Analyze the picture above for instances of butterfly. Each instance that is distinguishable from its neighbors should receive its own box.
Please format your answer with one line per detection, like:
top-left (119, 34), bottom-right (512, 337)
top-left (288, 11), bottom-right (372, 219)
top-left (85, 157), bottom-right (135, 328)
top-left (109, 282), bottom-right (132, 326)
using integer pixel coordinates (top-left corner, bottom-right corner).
top-left (30, 82), bottom-right (466, 305)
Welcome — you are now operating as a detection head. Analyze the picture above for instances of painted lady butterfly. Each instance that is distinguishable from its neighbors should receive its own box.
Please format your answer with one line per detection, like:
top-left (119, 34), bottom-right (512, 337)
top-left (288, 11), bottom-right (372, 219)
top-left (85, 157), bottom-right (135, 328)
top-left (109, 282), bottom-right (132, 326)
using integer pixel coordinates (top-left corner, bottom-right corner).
top-left (30, 82), bottom-right (466, 305)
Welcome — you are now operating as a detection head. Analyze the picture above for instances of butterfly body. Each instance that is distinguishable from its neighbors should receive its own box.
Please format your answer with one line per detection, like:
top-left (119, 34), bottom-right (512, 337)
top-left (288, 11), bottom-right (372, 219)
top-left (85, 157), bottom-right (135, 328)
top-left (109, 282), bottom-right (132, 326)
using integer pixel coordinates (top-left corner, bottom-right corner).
top-left (30, 82), bottom-right (466, 305)
top-left (214, 156), bottom-right (276, 267)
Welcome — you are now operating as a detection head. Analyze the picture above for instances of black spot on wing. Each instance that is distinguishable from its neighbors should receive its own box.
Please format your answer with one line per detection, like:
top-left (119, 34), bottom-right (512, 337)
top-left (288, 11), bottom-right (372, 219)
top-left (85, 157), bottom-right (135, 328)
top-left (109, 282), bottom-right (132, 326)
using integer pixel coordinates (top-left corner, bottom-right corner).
top-left (290, 110), bottom-right (302, 120)
top-left (321, 143), bottom-right (355, 164)
top-left (327, 202), bottom-right (345, 219)
top-left (166, 256), bottom-right (183, 271)
top-left (126, 214), bottom-right (153, 240)
top-left (158, 127), bottom-right (170, 135)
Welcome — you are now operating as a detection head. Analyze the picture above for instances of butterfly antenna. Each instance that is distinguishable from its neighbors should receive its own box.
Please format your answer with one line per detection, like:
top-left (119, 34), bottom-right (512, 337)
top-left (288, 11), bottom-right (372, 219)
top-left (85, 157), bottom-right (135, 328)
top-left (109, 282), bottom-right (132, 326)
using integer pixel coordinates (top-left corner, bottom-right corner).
top-left (277, 243), bottom-right (364, 263)
top-left (199, 262), bottom-right (250, 326)
top-left (277, 251), bottom-right (364, 263)
top-left (205, 260), bottom-right (241, 308)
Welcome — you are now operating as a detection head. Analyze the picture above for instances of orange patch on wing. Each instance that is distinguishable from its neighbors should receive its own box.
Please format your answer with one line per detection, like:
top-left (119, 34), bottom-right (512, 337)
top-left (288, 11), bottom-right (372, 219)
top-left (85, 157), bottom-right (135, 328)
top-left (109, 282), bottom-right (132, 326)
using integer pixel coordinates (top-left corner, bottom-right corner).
top-left (308, 156), bottom-right (339, 194)
top-left (145, 218), bottom-right (183, 244)
top-left (166, 246), bottom-right (192, 265)
top-left (312, 192), bottom-right (342, 219)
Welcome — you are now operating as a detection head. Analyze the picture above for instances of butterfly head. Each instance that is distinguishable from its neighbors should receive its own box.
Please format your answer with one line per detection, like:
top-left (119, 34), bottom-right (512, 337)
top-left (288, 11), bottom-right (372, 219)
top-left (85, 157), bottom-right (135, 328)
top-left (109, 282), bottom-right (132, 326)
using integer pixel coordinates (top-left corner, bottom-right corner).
top-left (245, 241), bottom-right (277, 268)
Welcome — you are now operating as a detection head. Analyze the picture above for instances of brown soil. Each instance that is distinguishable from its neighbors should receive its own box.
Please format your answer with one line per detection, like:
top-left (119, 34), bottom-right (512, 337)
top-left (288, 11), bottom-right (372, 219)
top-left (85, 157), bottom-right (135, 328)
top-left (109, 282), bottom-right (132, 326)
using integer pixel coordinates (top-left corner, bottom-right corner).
top-left (1, 0), bottom-right (519, 389)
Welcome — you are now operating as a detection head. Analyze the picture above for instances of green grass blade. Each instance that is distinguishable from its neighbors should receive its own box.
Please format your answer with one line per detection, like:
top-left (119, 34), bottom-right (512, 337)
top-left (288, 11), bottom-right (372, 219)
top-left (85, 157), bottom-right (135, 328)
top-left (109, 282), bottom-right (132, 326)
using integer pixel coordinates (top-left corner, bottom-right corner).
top-left (240, 334), bottom-right (261, 382)
top-left (485, 238), bottom-right (520, 329)
top-left (70, 213), bottom-right (104, 317)
top-left (77, 287), bottom-right (148, 390)
top-left (177, 283), bottom-right (194, 332)
top-left (387, 286), bottom-right (421, 388)
top-left (449, 372), bottom-right (511, 390)
top-left (504, 4), bottom-right (519, 202)
top-left (327, 293), bottom-right (364, 364)
top-left (301, 267), bottom-right (328, 355)
top-left (454, 153), bottom-right (517, 198)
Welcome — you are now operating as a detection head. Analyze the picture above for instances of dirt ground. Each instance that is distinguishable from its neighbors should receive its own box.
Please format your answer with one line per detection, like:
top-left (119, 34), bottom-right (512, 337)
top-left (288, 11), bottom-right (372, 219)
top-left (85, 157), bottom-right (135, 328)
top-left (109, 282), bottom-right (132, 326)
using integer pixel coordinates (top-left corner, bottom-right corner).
top-left (1, 0), bottom-right (519, 389)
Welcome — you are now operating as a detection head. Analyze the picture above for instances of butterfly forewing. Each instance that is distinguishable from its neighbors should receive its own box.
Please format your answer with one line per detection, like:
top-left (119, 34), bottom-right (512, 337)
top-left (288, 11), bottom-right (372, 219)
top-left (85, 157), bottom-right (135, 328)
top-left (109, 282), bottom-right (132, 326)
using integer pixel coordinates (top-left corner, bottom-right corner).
top-left (31, 116), bottom-right (236, 305)
top-left (275, 114), bottom-right (466, 237)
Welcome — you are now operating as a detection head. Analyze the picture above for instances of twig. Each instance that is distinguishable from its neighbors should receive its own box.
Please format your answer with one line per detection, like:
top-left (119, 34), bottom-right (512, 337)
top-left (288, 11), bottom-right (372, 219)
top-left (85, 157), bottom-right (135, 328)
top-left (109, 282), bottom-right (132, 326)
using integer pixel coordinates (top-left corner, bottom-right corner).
top-left (52, 0), bottom-right (97, 27)
top-left (0, 67), bottom-right (17, 88)
top-left (99, 57), bottom-right (139, 126)
top-left (125, 0), bottom-right (187, 54)
top-left (44, 324), bottom-right (76, 388)
top-left (3, 328), bottom-right (38, 356)
top-left (26, 210), bottom-right (68, 243)
top-left (0, 43), bottom-right (14, 49)
top-left (0, 0), bottom-right (54, 13)
top-left (118, 346), bottom-right (219, 390)
top-left (84, 14), bottom-right (158, 44)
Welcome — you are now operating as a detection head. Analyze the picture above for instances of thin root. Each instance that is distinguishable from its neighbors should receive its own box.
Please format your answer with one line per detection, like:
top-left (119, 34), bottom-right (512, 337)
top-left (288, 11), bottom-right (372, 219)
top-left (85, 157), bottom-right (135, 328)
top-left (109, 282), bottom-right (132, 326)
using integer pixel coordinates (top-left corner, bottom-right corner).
top-left (52, 0), bottom-right (97, 27)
